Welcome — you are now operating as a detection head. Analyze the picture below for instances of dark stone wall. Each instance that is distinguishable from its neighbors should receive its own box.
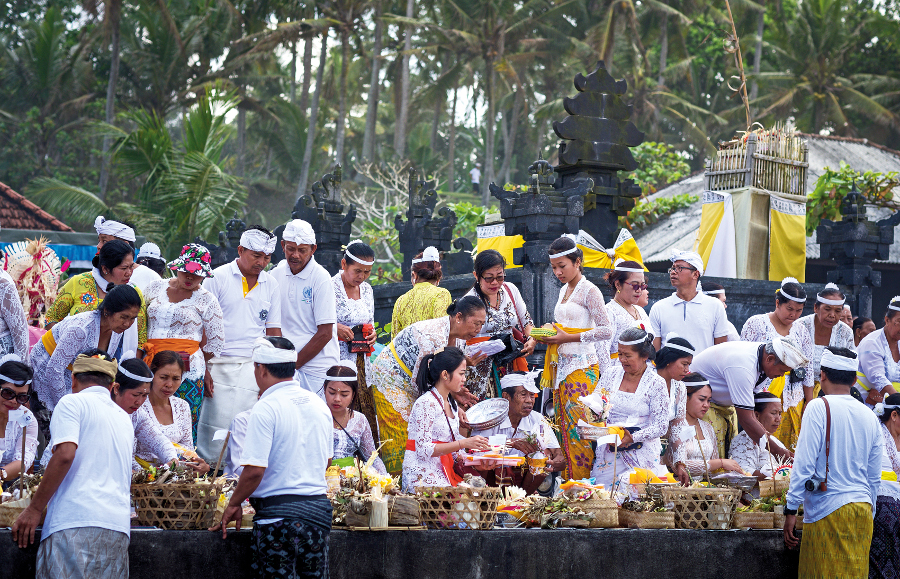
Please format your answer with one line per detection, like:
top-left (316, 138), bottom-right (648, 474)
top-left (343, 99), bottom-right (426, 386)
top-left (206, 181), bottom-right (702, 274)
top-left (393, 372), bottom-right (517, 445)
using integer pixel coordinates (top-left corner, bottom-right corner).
top-left (0, 528), bottom-right (799, 579)
top-left (373, 270), bottom-right (828, 338)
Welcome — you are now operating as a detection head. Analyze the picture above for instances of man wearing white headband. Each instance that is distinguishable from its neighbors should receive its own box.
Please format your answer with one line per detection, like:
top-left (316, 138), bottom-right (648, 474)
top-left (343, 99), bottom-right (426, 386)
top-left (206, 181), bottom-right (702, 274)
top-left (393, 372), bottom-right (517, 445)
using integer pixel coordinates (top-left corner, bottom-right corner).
top-left (649, 248), bottom-right (729, 355)
top-left (784, 346), bottom-right (881, 577)
top-left (272, 219), bottom-right (339, 397)
top-left (214, 336), bottom-right (333, 578)
top-left (468, 370), bottom-right (563, 493)
top-left (690, 337), bottom-right (808, 460)
top-left (857, 296), bottom-right (900, 406)
top-left (198, 225), bottom-right (282, 462)
top-left (94, 215), bottom-right (163, 296)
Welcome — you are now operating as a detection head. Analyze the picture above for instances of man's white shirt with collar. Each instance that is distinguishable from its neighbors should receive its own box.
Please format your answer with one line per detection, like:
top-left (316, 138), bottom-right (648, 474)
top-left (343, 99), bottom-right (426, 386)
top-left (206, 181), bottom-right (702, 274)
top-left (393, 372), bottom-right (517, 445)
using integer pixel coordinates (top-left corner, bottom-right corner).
top-left (240, 379), bottom-right (333, 497)
top-left (471, 410), bottom-right (560, 458)
top-left (271, 258), bottom-right (339, 386)
top-left (690, 341), bottom-right (764, 411)
top-left (42, 386), bottom-right (134, 539)
top-left (203, 260), bottom-right (282, 358)
top-left (649, 289), bottom-right (729, 354)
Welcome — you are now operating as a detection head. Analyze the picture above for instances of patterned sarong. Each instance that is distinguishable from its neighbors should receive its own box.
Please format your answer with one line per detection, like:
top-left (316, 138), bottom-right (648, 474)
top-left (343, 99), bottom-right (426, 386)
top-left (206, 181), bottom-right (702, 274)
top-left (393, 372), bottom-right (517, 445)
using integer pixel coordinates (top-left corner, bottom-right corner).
top-left (871, 495), bottom-right (900, 579)
top-left (175, 376), bottom-right (204, 446)
top-left (702, 402), bottom-right (738, 461)
top-left (36, 527), bottom-right (129, 579)
top-left (373, 387), bottom-right (406, 475)
top-left (553, 365), bottom-right (599, 481)
top-left (800, 502), bottom-right (872, 578)
top-left (769, 373), bottom-right (804, 450)
top-left (250, 497), bottom-right (332, 579)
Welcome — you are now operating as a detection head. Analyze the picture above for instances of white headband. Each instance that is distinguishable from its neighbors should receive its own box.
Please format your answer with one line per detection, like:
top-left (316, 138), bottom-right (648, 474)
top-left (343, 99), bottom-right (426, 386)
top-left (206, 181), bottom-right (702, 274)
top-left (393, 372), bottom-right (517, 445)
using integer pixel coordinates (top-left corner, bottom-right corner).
top-left (820, 350), bottom-right (859, 373)
top-left (614, 260), bottom-right (645, 273)
top-left (412, 246), bottom-right (440, 264)
top-left (890, 296), bottom-right (900, 311)
top-left (240, 229), bottom-right (277, 254)
top-left (770, 337), bottom-right (809, 369)
top-left (137, 242), bottom-right (162, 260)
top-left (685, 379), bottom-right (710, 386)
top-left (661, 332), bottom-right (695, 356)
top-left (778, 277), bottom-right (806, 303)
top-left (252, 337), bottom-right (297, 365)
top-left (0, 373), bottom-right (31, 385)
top-left (875, 403), bottom-right (900, 417)
top-left (670, 249), bottom-right (704, 275)
top-left (345, 240), bottom-right (374, 266)
top-left (283, 219), bottom-right (316, 245)
top-left (118, 365), bottom-right (153, 383)
top-left (549, 246), bottom-right (578, 259)
top-left (619, 336), bottom-right (648, 346)
top-left (703, 289), bottom-right (725, 295)
top-left (500, 369), bottom-right (543, 394)
top-left (94, 216), bottom-right (136, 242)
top-left (325, 362), bottom-right (358, 382)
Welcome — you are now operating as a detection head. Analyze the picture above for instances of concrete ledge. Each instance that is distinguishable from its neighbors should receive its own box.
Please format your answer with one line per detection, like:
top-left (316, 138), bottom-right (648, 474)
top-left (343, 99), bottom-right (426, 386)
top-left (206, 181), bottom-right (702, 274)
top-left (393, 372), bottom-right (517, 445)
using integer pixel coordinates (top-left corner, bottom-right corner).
top-left (1, 528), bottom-right (799, 579)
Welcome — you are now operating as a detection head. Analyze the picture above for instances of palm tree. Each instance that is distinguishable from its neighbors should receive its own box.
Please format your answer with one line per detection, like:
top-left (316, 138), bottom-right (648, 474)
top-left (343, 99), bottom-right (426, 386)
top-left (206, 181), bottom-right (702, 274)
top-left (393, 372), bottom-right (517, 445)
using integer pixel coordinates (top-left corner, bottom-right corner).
top-left (393, 0), bottom-right (415, 159)
top-left (361, 0), bottom-right (385, 162)
top-left (297, 29), bottom-right (330, 195)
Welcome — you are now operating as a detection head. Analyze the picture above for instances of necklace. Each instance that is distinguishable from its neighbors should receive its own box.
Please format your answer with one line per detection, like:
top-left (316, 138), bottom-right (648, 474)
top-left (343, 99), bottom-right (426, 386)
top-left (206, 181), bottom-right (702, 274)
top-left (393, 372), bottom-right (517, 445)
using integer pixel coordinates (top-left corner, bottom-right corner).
top-left (616, 297), bottom-right (639, 320)
top-left (562, 283), bottom-right (577, 304)
top-left (332, 409), bottom-right (352, 428)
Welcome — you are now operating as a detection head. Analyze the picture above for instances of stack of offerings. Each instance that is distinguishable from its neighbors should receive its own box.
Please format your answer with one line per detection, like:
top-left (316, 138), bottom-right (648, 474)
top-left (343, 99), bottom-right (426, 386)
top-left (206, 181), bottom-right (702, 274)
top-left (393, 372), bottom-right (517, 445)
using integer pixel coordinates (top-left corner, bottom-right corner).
top-left (0, 474), bottom-right (44, 528)
top-left (661, 482), bottom-right (742, 530)
top-left (416, 475), bottom-right (502, 530)
top-left (132, 451), bottom-right (223, 530)
top-left (329, 453), bottom-right (421, 529)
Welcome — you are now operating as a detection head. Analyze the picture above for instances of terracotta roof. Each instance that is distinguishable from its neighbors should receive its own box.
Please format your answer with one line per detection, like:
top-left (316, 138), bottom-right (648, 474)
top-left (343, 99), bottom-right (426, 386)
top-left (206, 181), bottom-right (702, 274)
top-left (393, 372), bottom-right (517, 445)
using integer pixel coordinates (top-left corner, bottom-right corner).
top-left (0, 181), bottom-right (73, 232)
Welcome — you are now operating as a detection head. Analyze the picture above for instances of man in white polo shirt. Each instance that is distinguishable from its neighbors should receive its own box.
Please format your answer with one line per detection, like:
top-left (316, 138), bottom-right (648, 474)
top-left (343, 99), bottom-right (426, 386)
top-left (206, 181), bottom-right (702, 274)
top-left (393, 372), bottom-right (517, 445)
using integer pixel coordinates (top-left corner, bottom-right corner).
top-left (650, 249), bottom-right (729, 353)
top-left (691, 337), bottom-right (807, 460)
top-left (197, 225), bottom-right (282, 462)
top-left (212, 336), bottom-right (333, 578)
top-left (13, 350), bottom-right (133, 579)
top-left (271, 219), bottom-right (339, 397)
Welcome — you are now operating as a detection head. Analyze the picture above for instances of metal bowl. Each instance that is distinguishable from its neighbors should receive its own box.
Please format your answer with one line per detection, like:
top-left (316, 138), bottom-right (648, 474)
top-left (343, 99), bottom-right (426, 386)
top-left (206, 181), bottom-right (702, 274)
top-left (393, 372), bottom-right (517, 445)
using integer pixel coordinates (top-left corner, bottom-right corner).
top-left (465, 398), bottom-right (510, 430)
top-left (710, 473), bottom-right (759, 493)
top-left (576, 425), bottom-right (611, 440)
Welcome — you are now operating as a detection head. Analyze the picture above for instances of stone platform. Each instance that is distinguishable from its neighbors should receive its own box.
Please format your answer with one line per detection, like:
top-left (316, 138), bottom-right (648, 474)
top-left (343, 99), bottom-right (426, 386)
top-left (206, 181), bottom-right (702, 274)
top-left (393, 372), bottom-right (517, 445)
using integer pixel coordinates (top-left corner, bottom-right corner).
top-left (1, 528), bottom-right (799, 579)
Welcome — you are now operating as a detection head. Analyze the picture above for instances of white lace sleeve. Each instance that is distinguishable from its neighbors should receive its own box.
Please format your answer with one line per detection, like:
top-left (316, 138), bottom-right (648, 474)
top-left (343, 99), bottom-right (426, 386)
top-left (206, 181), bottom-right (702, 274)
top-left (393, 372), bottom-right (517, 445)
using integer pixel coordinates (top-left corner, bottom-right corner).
top-left (12, 409), bottom-right (39, 470)
top-left (37, 322), bottom-right (90, 409)
top-left (412, 397), bottom-right (441, 461)
top-left (632, 376), bottom-right (670, 444)
top-left (172, 398), bottom-right (194, 450)
top-left (133, 408), bottom-right (178, 465)
top-left (355, 413), bottom-right (387, 475)
top-left (740, 315), bottom-right (767, 342)
top-left (836, 322), bottom-right (856, 352)
top-left (200, 291), bottom-right (225, 357)
top-left (729, 432), bottom-right (759, 474)
top-left (0, 279), bottom-right (29, 361)
top-left (792, 323), bottom-right (815, 389)
top-left (579, 284), bottom-right (613, 343)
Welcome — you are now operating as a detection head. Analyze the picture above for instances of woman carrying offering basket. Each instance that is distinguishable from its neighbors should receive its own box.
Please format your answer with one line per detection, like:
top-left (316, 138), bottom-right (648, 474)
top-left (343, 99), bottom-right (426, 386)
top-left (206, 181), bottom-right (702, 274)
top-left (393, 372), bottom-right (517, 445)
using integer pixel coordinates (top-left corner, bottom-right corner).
top-left (325, 363), bottom-right (387, 475)
top-left (371, 297), bottom-right (487, 474)
top-left (532, 236), bottom-right (612, 481)
top-left (584, 327), bottom-right (667, 489)
top-left (463, 250), bottom-right (535, 402)
top-left (401, 347), bottom-right (490, 492)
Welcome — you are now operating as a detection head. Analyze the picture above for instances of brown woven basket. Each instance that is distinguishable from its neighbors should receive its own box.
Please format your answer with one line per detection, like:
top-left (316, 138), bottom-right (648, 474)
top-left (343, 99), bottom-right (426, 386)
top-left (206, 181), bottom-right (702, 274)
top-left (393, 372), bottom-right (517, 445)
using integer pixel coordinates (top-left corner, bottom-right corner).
top-left (0, 498), bottom-right (45, 528)
top-left (573, 496), bottom-right (618, 528)
top-left (619, 509), bottom-right (676, 529)
top-left (733, 511), bottom-right (775, 529)
top-left (132, 481), bottom-right (223, 530)
top-left (660, 486), bottom-right (741, 530)
top-left (415, 487), bottom-right (502, 530)
top-left (774, 512), bottom-right (803, 530)
top-left (759, 477), bottom-right (790, 498)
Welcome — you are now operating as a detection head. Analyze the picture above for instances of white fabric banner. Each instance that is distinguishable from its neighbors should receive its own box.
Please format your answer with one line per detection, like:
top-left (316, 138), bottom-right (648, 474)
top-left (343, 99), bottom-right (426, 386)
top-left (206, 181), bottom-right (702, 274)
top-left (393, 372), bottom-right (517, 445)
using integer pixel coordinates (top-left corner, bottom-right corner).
top-left (702, 191), bottom-right (737, 278)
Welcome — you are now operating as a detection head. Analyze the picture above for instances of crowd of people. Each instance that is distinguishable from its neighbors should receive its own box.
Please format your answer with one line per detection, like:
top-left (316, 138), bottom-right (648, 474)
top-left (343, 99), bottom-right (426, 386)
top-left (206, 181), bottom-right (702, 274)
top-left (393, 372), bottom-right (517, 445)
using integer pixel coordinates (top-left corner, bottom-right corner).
top-left (0, 217), bottom-right (898, 579)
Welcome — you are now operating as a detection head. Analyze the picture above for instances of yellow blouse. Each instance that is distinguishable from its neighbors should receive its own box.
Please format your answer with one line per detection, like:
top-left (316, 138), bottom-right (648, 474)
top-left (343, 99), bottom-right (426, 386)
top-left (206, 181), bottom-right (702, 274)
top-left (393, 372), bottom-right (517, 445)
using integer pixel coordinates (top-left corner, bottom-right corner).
top-left (46, 272), bottom-right (148, 346)
top-left (390, 282), bottom-right (452, 339)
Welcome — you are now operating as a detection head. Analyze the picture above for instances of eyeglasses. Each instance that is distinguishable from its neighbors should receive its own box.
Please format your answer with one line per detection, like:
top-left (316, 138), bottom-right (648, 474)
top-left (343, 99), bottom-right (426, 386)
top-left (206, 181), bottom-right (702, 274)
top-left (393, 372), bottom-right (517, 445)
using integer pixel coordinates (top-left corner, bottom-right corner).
top-left (0, 387), bottom-right (29, 405)
top-left (668, 265), bottom-right (697, 274)
top-left (481, 275), bottom-right (506, 284)
top-left (626, 282), bottom-right (649, 291)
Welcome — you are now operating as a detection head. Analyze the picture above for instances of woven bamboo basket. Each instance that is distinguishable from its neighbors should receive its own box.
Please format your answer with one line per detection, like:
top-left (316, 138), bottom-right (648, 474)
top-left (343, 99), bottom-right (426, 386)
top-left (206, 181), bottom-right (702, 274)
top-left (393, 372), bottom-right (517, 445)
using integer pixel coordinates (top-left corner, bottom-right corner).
top-left (619, 509), bottom-right (676, 529)
top-left (759, 477), bottom-right (790, 498)
top-left (661, 486), bottom-right (741, 530)
top-left (774, 513), bottom-right (803, 530)
top-left (0, 497), bottom-right (45, 528)
top-left (574, 497), bottom-right (619, 528)
top-left (132, 481), bottom-right (223, 530)
top-left (415, 487), bottom-right (502, 530)
top-left (732, 511), bottom-right (775, 529)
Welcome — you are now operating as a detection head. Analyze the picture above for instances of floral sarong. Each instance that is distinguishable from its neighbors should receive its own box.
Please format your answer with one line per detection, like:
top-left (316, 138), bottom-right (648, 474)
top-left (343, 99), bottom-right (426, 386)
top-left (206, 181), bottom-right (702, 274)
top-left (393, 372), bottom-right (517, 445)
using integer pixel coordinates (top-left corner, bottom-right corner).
top-left (553, 365), bottom-right (599, 481)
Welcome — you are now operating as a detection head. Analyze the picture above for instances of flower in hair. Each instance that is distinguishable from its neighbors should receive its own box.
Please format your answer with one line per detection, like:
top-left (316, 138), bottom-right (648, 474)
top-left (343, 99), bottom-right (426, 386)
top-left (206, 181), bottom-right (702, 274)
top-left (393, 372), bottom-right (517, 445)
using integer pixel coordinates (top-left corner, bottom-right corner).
top-left (875, 402), bottom-right (885, 417)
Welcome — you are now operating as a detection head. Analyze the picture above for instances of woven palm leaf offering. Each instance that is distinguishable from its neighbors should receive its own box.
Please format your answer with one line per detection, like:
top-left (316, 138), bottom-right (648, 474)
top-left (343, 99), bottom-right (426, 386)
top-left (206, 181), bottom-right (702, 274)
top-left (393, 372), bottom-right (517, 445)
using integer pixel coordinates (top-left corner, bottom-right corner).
top-left (131, 461), bottom-right (224, 530)
top-left (0, 473), bottom-right (44, 528)
top-left (329, 446), bottom-right (417, 528)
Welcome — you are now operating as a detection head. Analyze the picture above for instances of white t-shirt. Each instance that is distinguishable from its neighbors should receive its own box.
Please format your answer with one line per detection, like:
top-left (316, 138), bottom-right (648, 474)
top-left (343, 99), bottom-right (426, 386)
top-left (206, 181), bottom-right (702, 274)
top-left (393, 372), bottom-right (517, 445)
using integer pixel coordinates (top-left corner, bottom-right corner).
top-left (469, 167), bottom-right (481, 183)
top-left (240, 380), bottom-right (333, 497)
top-left (130, 263), bottom-right (161, 294)
top-left (202, 260), bottom-right (282, 357)
top-left (271, 258), bottom-right (339, 379)
top-left (689, 341), bottom-right (765, 411)
top-left (42, 386), bottom-right (134, 539)
top-left (472, 411), bottom-right (559, 458)
top-left (225, 410), bottom-right (251, 477)
top-left (649, 290), bottom-right (730, 354)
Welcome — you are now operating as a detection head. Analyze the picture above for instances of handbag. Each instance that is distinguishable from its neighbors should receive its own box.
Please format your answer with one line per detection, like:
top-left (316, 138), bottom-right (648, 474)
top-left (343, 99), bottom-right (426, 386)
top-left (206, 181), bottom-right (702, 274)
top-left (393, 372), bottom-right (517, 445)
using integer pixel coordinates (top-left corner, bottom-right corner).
top-left (503, 283), bottom-right (531, 372)
top-left (431, 391), bottom-right (464, 486)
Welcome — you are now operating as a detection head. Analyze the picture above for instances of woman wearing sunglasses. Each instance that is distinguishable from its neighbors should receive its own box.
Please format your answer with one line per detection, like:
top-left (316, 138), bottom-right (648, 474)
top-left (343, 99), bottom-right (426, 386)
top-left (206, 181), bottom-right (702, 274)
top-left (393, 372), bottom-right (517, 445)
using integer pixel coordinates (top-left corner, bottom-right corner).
top-left (0, 354), bottom-right (37, 486)
top-left (602, 260), bottom-right (651, 370)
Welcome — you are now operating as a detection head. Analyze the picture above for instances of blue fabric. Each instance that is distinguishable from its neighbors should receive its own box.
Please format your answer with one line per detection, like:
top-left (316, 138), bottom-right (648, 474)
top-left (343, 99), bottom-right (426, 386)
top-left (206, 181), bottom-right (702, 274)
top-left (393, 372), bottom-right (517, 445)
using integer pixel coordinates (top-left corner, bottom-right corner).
top-left (0, 243), bottom-right (97, 264)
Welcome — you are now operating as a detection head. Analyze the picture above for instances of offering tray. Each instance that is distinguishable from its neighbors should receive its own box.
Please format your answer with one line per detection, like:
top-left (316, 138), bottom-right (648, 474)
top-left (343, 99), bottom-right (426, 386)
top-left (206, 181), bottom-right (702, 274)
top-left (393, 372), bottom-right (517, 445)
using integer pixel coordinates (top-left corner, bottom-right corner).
top-left (466, 398), bottom-right (509, 430)
top-left (576, 425), bottom-right (611, 440)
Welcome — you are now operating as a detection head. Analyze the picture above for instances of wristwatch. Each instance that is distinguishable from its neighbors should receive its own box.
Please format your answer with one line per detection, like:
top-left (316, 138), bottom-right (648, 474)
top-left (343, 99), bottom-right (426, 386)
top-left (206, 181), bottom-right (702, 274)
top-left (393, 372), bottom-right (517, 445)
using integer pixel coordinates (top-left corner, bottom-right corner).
top-left (783, 507), bottom-right (798, 516)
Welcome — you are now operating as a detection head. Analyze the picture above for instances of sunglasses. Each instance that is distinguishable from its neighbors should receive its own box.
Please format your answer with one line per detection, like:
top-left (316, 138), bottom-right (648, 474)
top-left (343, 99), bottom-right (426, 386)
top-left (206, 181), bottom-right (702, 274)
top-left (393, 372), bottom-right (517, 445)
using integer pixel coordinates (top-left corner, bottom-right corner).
top-left (626, 282), bottom-right (649, 291)
top-left (481, 275), bottom-right (506, 284)
top-left (0, 387), bottom-right (29, 405)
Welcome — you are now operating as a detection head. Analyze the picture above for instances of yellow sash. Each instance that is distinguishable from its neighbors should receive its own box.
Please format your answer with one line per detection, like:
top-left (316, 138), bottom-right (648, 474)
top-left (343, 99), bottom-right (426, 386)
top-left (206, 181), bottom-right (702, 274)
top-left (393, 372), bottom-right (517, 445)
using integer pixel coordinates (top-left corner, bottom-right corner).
top-left (768, 373), bottom-right (788, 398)
top-left (855, 371), bottom-right (900, 393)
top-left (610, 353), bottom-right (619, 360)
top-left (41, 329), bottom-right (57, 355)
top-left (883, 471), bottom-right (898, 482)
top-left (540, 327), bottom-right (592, 389)
top-left (389, 341), bottom-right (413, 378)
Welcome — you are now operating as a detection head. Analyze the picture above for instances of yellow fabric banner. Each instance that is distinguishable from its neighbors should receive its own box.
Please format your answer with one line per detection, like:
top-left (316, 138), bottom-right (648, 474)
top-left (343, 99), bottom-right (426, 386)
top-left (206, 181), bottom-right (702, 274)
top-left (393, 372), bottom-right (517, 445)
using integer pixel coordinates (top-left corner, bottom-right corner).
top-left (769, 195), bottom-right (807, 282)
top-left (475, 224), bottom-right (523, 268)
top-left (695, 192), bottom-right (726, 270)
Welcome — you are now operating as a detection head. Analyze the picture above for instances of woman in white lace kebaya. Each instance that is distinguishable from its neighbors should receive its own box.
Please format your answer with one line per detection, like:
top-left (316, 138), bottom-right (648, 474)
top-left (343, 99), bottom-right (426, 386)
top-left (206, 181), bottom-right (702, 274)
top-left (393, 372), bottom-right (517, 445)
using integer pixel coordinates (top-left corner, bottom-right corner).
top-left (135, 351), bottom-right (210, 473)
top-left (333, 241), bottom-right (377, 362)
top-left (143, 244), bottom-right (224, 442)
top-left (587, 327), bottom-right (668, 487)
top-left (872, 393), bottom-right (900, 577)
top-left (464, 250), bottom-right (535, 401)
top-left (0, 357), bottom-right (37, 484)
top-left (668, 375), bottom-right (744, 485)
top-left (0, 271), bottom-right (29, 361)
top-left (795, 284), bottom-right (856, 391)
top-left (656, 334), bottom-right (695, 476)
top-left (402, 347), bottom-right (490, 492)
top-left (533, 236), bottom-right (612, 480)
top-left (729, 392), bottom-right (786, 487)
top-left (598, 260), bottom-right (650, 372)
top-left (740, 277), bottom-right (814, 449)
top-left (324, 364), bottom-right (386, 475)
top-left (371, 297), bottom-right (487, 474)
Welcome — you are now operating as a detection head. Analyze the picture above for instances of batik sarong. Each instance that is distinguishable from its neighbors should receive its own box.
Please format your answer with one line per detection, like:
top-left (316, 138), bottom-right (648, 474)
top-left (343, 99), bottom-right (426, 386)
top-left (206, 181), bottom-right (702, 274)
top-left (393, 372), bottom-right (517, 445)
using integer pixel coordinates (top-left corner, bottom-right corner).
top-left (250, 497), bottom-right (332, 579)
top-left (36, 527), bottom-right (129, 579)
top-left (799, 502), bottom-right (872, 578)
top-left (553, 364), bottom-right (599, 481)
